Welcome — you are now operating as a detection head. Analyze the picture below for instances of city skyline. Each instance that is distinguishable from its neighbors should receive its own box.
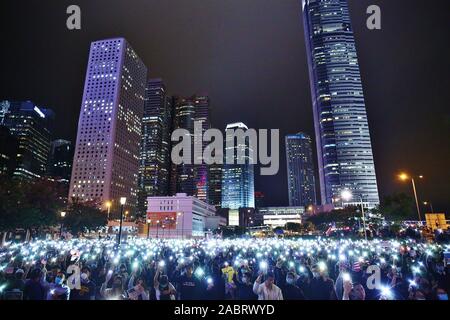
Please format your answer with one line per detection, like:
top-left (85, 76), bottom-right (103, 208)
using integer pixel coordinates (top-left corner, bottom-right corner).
top-left (1, 0), bottom-right (449, 211)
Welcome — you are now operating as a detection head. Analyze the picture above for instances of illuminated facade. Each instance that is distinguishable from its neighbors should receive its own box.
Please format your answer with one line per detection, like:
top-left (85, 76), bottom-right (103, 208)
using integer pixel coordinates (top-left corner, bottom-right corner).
top-left (69, 38), bottom-right (147, 211)
top-left (208, 163), bottom-right (222, 209)
top-left (221, 122), bottom-right (255, 210)
top-left (49, 139), bottom-right (73, 182)
top-left (285, 132), bottom-right (316, 207)
top-left (138, 79), bottom-right (172, 215)
top-left (258, 206), bottom-right (305, 227)
top-left (170, 95), bottom-right (210, 202)
top-left (302, 0), bottom-right (380, 208)
top-left (0, 100), bottom-right (54, 179)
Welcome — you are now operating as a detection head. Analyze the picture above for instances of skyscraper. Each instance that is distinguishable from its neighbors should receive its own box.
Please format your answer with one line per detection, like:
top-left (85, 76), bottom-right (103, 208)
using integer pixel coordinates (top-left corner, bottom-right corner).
top-left (221, 122), bottom-right (255, 209)
top-left (302, 0), bottom-right (380, 208)
top-left (138, 79), bottom-right (173, 215)
top-left (48, 139), bottom-right (73, 182)
top-left (192, 95), bottom-right (210, 202)
top-left (285, 132), bottom-right (316, 207)
top-left (0, 125), bottom-right (18, 177)
top-left (170, 95), bottom-right (210, 202)
top-left (69, 38), bottom-right (147, 211)
top-left (208, 163), bottom-right (222, 209)
top-left (1, 100), bottom-right (54, 179)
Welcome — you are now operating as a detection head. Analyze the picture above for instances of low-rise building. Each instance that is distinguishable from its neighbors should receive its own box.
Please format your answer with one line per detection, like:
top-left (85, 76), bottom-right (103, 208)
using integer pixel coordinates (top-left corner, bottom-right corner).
top-left (257, 206), bottom-right (305, 227)
top-left (147, 193), bottom-right (217, 238)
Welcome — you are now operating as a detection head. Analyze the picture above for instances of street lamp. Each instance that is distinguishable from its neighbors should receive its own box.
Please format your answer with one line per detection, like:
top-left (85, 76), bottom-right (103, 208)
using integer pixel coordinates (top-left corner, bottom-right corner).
top-left (118, 197), bottom-right (126, 245)
top-left (423, 201), bottom-right (434, 214)
top-left (398, 173), bottom-right (423, 225)
top-left (105, 201), bottom-right (112, 220)
top-left (60, 211), bottom-right (66, 238)
top-left (156, 220), bottom-right (160, 239)
top-left (146, 219), bottom-right (152, 239)
top-left (177, 212), bottom-right (184, 240)
top-left (341, 190), bottom-right (368, 241)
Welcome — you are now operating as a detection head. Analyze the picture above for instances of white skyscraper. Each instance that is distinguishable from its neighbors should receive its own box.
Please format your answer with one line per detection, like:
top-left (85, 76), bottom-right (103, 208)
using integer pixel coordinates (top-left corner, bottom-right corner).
top-left (69, 38), bottom-right (147, 212)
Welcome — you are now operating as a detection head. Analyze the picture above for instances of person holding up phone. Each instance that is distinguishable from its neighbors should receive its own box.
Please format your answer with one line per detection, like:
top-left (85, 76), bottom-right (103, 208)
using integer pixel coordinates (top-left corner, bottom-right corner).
top-left (154, 268), bottom-right (176, 300)
top-left (253, 271), bottom-right (283, 300)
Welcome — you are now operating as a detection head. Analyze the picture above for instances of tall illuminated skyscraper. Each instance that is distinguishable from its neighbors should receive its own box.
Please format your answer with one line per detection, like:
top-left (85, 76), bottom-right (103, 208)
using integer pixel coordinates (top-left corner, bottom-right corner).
top-left (138, 79), bottom-right (172, 215)
top-left (69, 38), bottom-right (147, 212)
top-left (285, 132), bottom-right (316, 207)
top-left (221, 122), bottom-right (255, 209)
top-left (170, 95), bottom-right (210, 203)
top-left (302, 0), bottom-right (380, 208)
top-left (208, 163), bottom-right (222, 209)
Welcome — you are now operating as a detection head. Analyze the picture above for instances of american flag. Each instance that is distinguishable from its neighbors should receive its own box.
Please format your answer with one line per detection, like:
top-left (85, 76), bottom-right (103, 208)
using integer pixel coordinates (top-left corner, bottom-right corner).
top-left (352, 261), bottom-right (361, 272)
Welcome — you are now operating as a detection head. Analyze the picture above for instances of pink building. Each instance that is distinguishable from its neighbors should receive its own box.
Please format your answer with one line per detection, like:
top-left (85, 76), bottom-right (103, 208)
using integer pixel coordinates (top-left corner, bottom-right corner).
top-left (146, 193), bottom-right (219, 239)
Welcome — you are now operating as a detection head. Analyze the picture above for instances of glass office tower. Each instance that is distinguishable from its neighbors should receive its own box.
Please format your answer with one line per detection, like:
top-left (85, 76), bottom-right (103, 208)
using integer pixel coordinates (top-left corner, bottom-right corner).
top-left (302, 0), bottom-right (380, 208)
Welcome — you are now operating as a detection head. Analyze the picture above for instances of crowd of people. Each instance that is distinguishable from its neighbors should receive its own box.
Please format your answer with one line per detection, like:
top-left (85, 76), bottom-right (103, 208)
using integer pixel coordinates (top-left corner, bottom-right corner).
top-left (0, 238), bottom-right (448, 300)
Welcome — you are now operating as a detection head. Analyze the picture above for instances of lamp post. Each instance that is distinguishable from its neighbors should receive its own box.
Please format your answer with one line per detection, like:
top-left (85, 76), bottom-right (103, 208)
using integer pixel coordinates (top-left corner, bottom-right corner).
top-left (105, 201), bottom-right (112, 220)
top-left (60, 211), bottom-right (66, 238)
top-left (156, 220), bottom-right (160, 239)
top-left (118, 197), bottom-right (126, 245)
top-left (341, 190), bottom-right (367, 241)
top-left (398, 173), bottom-right (423, 225)
top-left (177, 212), bottom-right (184, 240)
top-left (147, 219), bottom-right (152, 239)
top-left (423, 201), bottom-right (434, 214)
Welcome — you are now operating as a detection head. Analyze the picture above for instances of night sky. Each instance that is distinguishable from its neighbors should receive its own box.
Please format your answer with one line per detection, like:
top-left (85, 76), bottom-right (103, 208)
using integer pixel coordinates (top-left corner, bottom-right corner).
top-left (1, 0), bottom-right (449, 211)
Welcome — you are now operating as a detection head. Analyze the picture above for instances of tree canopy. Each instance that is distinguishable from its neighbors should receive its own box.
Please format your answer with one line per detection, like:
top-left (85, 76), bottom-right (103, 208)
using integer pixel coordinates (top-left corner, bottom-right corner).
top-left (0, 178), bottom-right (65, 233)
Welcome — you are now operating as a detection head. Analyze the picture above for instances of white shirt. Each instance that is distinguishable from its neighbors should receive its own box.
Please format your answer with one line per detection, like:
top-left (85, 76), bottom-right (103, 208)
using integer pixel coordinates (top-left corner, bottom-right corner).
top-left (253, 281), bottom-right (283, 300)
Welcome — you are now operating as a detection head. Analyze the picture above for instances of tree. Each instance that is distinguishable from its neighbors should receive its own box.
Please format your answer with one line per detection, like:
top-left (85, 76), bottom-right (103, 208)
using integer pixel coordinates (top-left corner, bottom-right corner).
top-left (64, 200), bottom-right (108, 234)
top-left (376, 193), bottom-right (415, 222)
top-left (307, 206), bottom-right (357, 228)
top-left (285, 222), bottom-right (302, 233)
top-left (0, 178), bottom-right (65, 234)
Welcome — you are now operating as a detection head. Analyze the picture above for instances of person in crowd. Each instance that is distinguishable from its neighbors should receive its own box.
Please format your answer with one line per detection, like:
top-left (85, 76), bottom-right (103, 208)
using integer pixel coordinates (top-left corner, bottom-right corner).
top-left (234, 271), bottom-right (257, 300)
top-left (309, 263), bottom-right (337, 300)
top-left (23, 268), bottom-right (46, 300)
top-left (205, 264), bottom-right (226, 300)
top-left (45, 271), bottom-right (70, 300)
top-left (101, 271), bottom-right (125, 300)
top-left (221, 262), bottom-right (236, 299)
top-left (127, 273), bottom-right (149, 300)
top-left (70, 266), bottom-right (96, 300)
top-left (253, 272), bottom-right (283, 300)
top-left (176, 264), bottom-right (201, 300)
top-left (154, 268), bottom-right (176, 300)
top-left (274, 259), bottom-right (287, 290)
top-left (342, 280), bottom-right (366, 300)
top-left (282, 272), bottom-right (305, 300)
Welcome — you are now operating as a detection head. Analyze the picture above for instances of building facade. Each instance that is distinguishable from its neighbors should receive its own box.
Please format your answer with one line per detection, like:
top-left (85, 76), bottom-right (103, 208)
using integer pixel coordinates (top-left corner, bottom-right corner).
top-left (221, 122), bottom-right (255, 210)
top-left (257, 206), bottom-right (305, 227)
top-left (285, 132), bottom-right (317, 207)
top-left (170, 95), bottom-right (210, 203)
top-left (138, 79), bottom-right (172, 215)
top-left (69, 38), bottom-right (147, 212)
top-left (0, 126), bottom-right (18, 177)
top-left (146, 193), bottom-right (217, 238)
top-left (302, 0), bottom-right (380, 208)
top-left (0, 100), bottom-right (54, 179)
top-left (208, 163), bottom-right (222, 209)
top-left (48, 139), bottom-right (73, 182)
